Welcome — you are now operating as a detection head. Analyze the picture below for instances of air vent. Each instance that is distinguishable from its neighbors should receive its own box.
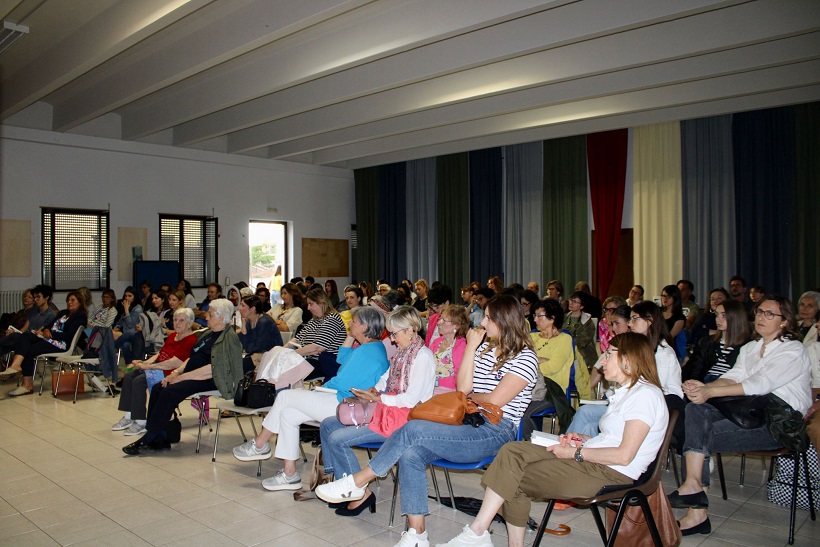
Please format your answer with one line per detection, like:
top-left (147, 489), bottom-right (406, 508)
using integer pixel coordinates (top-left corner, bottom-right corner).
top-left (0, 21), bottom-right (29, 54)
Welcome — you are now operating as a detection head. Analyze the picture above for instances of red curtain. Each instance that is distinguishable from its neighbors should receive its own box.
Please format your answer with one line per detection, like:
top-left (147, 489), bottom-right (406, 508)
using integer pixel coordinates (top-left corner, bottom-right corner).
top-left (588, 129), bottom-right (628, 298)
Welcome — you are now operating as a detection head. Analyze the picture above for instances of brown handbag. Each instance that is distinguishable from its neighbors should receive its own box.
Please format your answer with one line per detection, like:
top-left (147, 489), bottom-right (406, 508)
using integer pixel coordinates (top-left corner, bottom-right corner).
top-left (465, 399), bottom-right (503, 425)
top-left (408, 391), bottom-right (467, 425)
top-left (605, 483), bottom-right (682, 547)
top-left (52, 370), bottom-right (84, 396)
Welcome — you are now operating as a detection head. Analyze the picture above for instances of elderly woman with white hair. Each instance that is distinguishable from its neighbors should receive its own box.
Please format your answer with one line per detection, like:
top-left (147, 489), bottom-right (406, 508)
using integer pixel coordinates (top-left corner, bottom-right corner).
top-left (111, 308), bottom-right (199, 436)
top-left (123, 299), bottom-right (243, 455)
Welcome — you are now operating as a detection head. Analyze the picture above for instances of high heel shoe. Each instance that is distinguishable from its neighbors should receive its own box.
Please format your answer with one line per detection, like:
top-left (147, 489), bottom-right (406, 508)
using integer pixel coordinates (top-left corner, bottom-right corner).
top-left (334, 492), bottom-right (376, 516)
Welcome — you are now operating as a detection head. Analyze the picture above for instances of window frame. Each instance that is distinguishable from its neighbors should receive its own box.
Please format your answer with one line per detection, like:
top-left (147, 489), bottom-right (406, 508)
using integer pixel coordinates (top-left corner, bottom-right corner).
top-left (159, 214), bottom-right (218, 288)
top-left (41, 207), bottom-right (110, 291)
top-left (248, 220), bottom-right (288, 287)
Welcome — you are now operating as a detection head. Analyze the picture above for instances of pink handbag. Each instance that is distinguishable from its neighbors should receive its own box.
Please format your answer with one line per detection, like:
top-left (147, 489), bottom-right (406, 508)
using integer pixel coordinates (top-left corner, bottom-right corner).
top-left (336, 397), bottom-right (378, 428)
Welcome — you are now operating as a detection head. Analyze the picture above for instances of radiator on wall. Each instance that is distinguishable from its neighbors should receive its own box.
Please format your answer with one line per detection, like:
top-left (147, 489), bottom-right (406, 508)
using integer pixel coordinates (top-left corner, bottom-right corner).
top-left (0, 290), bottom-right (24, 315)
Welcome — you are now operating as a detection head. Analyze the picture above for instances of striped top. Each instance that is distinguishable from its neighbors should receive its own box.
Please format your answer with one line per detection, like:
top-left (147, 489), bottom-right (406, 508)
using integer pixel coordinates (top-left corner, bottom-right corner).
top-left (706, 339), bottom-right (737, 378)
top-left (471, 342), bottom-right (538, 427)
top-left (295, 313), bottom-right (346, 355)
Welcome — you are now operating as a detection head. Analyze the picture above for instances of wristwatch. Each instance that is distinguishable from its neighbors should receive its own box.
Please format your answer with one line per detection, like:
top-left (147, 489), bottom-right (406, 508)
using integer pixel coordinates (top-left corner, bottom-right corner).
top-left (574, 445), bottom-right (584, 463)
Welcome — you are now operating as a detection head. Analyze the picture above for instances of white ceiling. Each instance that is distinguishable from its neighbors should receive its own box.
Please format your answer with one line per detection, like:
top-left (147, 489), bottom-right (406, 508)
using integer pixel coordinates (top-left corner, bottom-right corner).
top-left (1, 0), bottom-right (818, 170)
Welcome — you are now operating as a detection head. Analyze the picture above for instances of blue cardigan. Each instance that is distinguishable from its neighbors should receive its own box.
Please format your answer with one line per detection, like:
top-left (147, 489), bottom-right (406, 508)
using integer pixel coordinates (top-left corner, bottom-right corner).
top-left (325, 341), bottom-right (390, 401)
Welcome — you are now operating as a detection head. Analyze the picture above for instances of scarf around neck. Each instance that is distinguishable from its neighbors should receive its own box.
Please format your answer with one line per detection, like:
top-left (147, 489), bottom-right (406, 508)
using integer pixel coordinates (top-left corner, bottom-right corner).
top-left (386, 334), bottom-right (424, 394)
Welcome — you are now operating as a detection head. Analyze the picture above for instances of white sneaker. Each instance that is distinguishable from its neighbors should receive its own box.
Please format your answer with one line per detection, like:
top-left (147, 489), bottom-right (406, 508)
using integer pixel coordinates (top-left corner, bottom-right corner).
top-left (261, 470), bottom-right (302, 491)
top-left (315, 473), bottom-right (365, 503)
top-left (396, 528), bottom-right (430, 547)
top-left (435, 525), bottom-right (493, 547)
top-left (112, 417), bottom-right (133, 431)
top-left (124, 421), bottom-right (147, 436)
top-left (89, 376), bottom-right (107, 392)
top-left (232, 440), bottom-right (272, 462)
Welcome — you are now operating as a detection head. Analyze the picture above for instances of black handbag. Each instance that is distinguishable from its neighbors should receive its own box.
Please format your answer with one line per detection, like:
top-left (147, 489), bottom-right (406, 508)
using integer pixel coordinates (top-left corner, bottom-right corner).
top-left (233, 370), bottom-right (254, 407)
top-left (709, 395), bottom-right (770, 429)
top-left (247, 379), bottom-right (277, 408)
top-left (166, 410), bottom-right (182, 443)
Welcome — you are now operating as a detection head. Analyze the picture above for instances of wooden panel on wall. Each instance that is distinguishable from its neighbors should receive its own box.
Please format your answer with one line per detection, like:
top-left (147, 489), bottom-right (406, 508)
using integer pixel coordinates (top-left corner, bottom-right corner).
top-left (0, 220), bottom-right (32, 276)
top-left (118, 227), bottom-right (148, 281)
top-left (591, 229), bottom-right (634, 300)
top-left (302, 238), bottom-right (349, 277)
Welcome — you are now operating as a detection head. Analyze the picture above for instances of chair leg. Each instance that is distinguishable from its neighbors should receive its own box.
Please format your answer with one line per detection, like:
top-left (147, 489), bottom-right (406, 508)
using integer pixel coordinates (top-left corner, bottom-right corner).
top-left (37, 357), bottom-right (47, 395)
top-left (389, 462), bottom-right (399, 528)
top-left (234, 415), bottom-right (248, 442)
top-left (212, 412), bottom-right (223, 462)
top-left (789, 453), bottom-right (800, 544)
top-left (740, 454), bottom-right (746, 486)
top-left (532, 499), bottom-right (557, 547)
top-left (72, 365), bottom-right (81, 404)
top-left (716, 453), bottom-right (728, 500)
top-left (429, 467), bottom-right (441, 504)
top-left (801, 451), bottom-right (817, 521)
top-left (443, 469), bottom-right (456, 512)
top-left (669, 448), bottom-right (681, 487)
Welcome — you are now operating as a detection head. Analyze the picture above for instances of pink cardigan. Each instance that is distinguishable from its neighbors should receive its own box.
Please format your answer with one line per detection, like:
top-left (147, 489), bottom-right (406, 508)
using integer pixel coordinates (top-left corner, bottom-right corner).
top-left (428, 335), bottom-right (467, 390)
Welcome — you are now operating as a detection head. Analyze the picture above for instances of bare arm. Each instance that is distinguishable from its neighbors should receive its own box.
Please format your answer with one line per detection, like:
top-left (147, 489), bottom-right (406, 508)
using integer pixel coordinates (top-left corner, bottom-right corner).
top-left (456, 327), bottom-right (485, 394)
top-left (469, 373), bottom-right (528, 407)
top-left (669, 319), bottom-right (685, 338)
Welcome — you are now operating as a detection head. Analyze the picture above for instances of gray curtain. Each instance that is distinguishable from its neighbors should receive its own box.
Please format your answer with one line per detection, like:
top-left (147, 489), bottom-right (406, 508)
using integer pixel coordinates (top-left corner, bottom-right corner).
top-left (354, 167), bottom-right (379, 285)
top-left (681, 115), bottom-right (736, 304)
top-left (406, 158), bottom-right (438, 282)
top-left (504, 142), bottom-right (543, 288)
top-left (437, 153), bottom-right (470, 293)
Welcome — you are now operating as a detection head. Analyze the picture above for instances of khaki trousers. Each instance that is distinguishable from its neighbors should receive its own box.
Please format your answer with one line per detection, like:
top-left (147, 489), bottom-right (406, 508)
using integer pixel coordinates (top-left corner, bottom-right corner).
top-left (481, 441), bottom-right (631, 527)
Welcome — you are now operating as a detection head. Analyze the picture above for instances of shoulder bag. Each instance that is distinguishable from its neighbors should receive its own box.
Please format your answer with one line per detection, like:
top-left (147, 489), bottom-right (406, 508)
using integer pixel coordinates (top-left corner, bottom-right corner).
top-left (408, 391), bottom-right (467, 425)
top-left (605, 483), bottom-right (682, 547)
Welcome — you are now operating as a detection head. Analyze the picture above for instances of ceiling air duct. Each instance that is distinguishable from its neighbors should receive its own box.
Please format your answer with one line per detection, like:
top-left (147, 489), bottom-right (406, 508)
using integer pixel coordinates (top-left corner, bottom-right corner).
top-left (0, 21), bottom-right (29, 54)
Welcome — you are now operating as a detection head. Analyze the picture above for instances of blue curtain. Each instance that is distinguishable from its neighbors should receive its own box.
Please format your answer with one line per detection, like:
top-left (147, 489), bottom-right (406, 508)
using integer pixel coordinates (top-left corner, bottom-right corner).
top-left (733, 107), bottom-right (795, 295)
top-left (406, 157), bottom-right (438, 282)
top-left (437, 153), bottom-right (470, 292)
top-left (681, 115), bottom-right (736, 303)
top-left (377, 162), bottom-right (407, 285)
top-left (469, 148), bottom-right (503, 284)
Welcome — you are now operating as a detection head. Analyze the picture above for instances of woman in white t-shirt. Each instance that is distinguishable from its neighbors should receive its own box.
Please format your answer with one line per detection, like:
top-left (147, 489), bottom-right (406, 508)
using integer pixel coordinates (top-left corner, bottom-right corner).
top-left (439, 332), bottom-right (668, 547)
top-left (316, 295), bottom-right (538, 547)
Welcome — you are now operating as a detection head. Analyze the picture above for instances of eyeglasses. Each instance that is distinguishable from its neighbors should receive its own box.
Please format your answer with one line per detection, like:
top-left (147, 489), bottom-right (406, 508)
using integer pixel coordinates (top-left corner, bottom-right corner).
top-left (604, 307), bottom-right (618, 314)
top-left (628, 316), bottom-right (642, 323)
top-left (534, 313), bottom-right (548, 319)
top-left (439, 319), bottom-right (455, 325)
top-left (661, 294), bottom-right (671, 299)
top-left (754, 308), bottom-right (783, 320)
top-left (388, 327), bottom-right (409, 339)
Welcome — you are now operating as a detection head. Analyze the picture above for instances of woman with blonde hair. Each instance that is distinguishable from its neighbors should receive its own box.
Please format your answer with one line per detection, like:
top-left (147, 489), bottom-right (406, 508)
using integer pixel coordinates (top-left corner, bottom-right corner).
top-left (288, 287), bottom-right (346, 379)
top-left (317, 295), bottom-right (538, 545)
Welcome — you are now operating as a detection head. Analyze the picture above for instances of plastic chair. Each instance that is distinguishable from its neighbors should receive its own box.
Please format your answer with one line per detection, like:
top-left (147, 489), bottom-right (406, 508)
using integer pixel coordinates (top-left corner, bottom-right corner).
top-left (35, 328), bottom-right (84, 395)
top-left (532, 410), bottom-right (679, 547)
top-left (715, 448), bottom-right (816, 544)
top-left (54, 349), bottom-right (119, 403)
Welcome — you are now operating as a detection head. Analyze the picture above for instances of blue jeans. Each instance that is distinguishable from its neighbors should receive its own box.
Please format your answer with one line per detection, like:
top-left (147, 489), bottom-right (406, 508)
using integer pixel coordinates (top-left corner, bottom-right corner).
top-left (371, 418), bottom-right (516, 516)
top-left (567, 404), bottom-right (606, 437)
top-left (320, 417), bottom-right (388, 477)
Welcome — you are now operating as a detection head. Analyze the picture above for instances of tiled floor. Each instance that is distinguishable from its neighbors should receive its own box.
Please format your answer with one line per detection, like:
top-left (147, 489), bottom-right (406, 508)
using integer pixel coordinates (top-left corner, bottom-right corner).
top-left (0, 384), bottom-right (818, 546)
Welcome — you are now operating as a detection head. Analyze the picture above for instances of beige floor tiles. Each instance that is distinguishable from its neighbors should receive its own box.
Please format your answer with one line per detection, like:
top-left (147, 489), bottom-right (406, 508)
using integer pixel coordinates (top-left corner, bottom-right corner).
top-left (214, 514), bottom-right (298, 546)
top-left (0, 528), bottom-right (61, 547)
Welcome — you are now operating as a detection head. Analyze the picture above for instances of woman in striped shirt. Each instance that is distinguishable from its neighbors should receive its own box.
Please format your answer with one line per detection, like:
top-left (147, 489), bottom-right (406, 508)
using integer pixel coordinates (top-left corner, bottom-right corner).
top-left (316, 294), bottom-right (538, 547)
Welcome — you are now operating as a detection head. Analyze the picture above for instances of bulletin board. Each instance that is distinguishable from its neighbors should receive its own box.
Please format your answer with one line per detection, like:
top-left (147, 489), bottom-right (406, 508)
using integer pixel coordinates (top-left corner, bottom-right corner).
top-left (118, 227), bottom-right (148, 281)
top-left (301, 238), bottom-right (349, 277)
top-left (0, 220), bottom-right (31, 276)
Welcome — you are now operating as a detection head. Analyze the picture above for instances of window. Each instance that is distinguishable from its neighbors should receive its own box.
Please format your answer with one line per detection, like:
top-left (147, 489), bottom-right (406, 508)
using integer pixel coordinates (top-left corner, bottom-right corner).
top-left (159, 215), bottom-right (218, 287)
top-left (42, 207), bottom-right (109, 290)
top-left (249, 221), bottom-right (287, 299)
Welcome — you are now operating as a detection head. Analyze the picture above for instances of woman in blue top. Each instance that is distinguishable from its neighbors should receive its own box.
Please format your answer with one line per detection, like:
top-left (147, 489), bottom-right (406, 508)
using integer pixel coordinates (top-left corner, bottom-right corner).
top-left (232, 306), bottom-right (389, 491)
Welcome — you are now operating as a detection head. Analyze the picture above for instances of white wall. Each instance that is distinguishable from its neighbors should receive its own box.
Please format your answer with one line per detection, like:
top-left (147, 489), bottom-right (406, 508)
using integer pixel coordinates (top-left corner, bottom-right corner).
top-left (0, 126), bottom-right (355, 302)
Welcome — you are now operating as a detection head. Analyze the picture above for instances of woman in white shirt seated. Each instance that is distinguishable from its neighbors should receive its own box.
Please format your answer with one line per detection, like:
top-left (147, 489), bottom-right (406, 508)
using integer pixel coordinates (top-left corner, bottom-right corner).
top-left (268, 283), bottom-right (306, 334)
top-left (438, 332), bottom-right (668, 547)
top-left (672, 296), bottom-right (812, 536)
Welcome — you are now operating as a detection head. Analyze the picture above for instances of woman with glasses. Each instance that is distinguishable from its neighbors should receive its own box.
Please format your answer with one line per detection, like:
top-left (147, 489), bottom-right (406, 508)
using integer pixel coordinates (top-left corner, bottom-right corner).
top-left (424, 285), bottom-right (453, 345)
top-left (317, 306), bottom-right (435, 516)
top-left (428, 305), bottom-right (470, 390)
top-left (317, 295), bottom-right (537, 546)
top-left (672, 296), bottom-right (812, 536)
top-left (522, 298), bottom-right (576, 437)
top-left (519, 289), bottom-right (539, 330)
top-left (599, 295), bottom-right (628, 354)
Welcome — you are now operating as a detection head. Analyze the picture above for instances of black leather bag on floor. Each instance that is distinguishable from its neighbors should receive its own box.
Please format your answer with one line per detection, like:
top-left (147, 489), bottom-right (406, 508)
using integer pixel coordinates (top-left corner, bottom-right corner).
top-left (166, 410), bottom-right (182, 444)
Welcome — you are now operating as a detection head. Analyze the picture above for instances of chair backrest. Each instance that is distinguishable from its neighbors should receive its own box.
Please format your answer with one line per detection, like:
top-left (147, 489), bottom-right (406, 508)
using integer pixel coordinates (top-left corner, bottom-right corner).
top-left (66, 326), bottom-right (84, 354)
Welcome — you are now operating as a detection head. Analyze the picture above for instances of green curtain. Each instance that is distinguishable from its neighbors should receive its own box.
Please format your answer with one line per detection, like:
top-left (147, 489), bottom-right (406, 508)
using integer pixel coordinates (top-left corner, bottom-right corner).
top-left (437, 153), bottom-right (470, 292)
top-left (354, 167), bottom-right (379, 285)
top-left (542, 136), bottom-right (589, 290)
top-left (793, 102), bottom-right (820, 299)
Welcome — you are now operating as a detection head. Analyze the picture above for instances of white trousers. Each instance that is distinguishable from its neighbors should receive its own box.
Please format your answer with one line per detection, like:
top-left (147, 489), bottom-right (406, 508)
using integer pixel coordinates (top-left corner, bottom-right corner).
top-left (262, 389), bottom-right (339, 461)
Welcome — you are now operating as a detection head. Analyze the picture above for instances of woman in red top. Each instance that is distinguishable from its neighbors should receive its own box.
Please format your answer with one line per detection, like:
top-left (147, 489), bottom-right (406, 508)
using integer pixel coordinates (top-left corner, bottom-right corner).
top-left (111, 308), bottom-right (198, 436)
